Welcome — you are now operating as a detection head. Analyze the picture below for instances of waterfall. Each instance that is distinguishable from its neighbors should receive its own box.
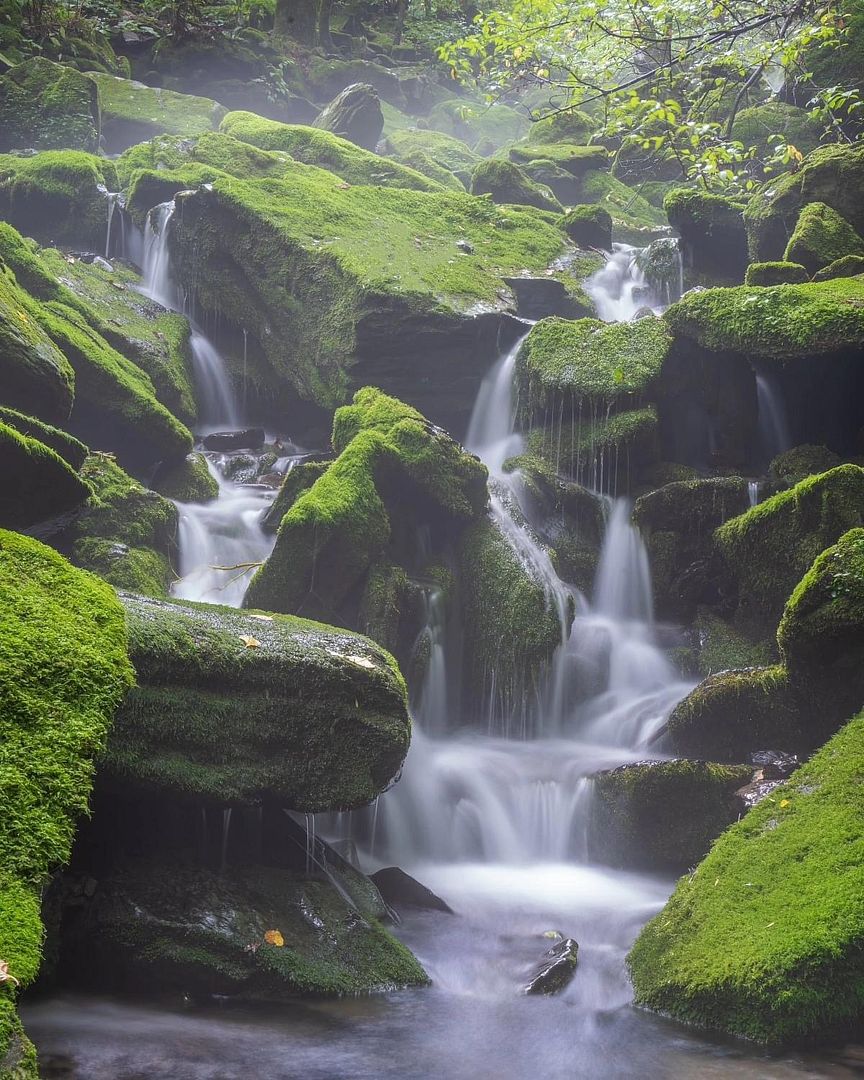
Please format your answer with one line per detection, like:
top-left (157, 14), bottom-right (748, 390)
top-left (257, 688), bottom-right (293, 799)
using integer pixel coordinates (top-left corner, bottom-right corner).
top-left (104, 192), bottom-right (127, 260)
top-left (189, 332), bottom-right (241, 432)
top-left (142, 201), bottom-right (179, 310)
top-left (755, 368), bottom-right (792, 464)
top-left (585, 242), bottom-right (682, 322)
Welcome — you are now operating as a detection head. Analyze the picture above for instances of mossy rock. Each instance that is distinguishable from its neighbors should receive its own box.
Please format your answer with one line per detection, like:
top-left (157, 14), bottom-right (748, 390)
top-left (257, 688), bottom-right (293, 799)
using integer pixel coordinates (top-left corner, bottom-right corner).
top-left (577, 171), bottom-right (668, 241)
top-left (79, 860), bottom-right (427, 999)
top-left (745, 143), bottom-right (864, 262)
top-left (664, 188), bottom-right (748, 285)
top-left (470, 158), bottom-right (562, 213)
top-left (744, 260), bottom-right (809, 286)
top-left (526, 109), bottom-right (594, 146)
top-left (312, 82), bottom-right (383, 151)
top-left (0, 58), bottom-right (100, 154)
top-left (812, 253), bottom-right (864, 281)
top-left (246, 389), bottom-right (487, 622)
top-left (730, 101), bottom-right (822, 163)
top-left (0, 530), bottom-right (132, 1069)
top-left (589, 760), bottom-right (753, 872)
top-left (0, 150), bottom-right (118, 249)
top-left (427, 99), bottom-right (529, 150)
top-left (560, 205), bottom-right (612, 249)
top-left (0, 420), bottom-right (90, 529)
top-left (629, 711), bottom-right (864, 1044)
top-left (714, 465), bottom-right (864, 633)
top-left (152, 451), bottom-right (219, 503)
top-left (261, 459), bottom-right (330, 533)
top-left (517, 316), bottom-right (671, 423)
top-left (91, 73), bottom-right (226, 153)
top-left (694, 609), bottom-right (775, 678)
top-left (783, 202), bottom-right (864, 276)
top-left (71, 536), bottom-right (171, 598)
top-left (107, 591), bottom-right (410, 811)
top-left (220, 111), bottom-right (444, 191)
top-left (663, 276), bottom-right (864, 361)
top-left (0, 248), bottom-right (75, 424)
top-left (508, 142), bottom-right (609, 178)
top-left (769, 443), bottom-right (841, 485)
top-left (383, 127), bottom-right (478, 188)
top-left (0, 405), bottom-right (87, 468)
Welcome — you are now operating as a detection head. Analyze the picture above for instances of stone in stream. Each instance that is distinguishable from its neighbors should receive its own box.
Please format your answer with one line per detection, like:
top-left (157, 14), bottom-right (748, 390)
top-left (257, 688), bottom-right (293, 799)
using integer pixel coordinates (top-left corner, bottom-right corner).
top-left (370, 867), bottom-right (454, 914)
top-left (523, 937), bottom-right (579, 995)
top-left (203, 427), bottom-right (265, 451)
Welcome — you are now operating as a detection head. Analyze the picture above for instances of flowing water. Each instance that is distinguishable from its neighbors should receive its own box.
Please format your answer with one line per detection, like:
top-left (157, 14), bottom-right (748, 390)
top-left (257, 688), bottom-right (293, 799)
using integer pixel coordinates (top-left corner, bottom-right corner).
top-left (25, 244), bottom-right (852, 1077)
top-left (755, 368), bottom-right (793, 465)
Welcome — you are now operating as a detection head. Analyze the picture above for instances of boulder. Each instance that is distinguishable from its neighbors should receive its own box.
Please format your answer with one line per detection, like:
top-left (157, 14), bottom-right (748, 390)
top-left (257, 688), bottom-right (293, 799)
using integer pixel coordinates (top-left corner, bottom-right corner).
top-left (783, 202), bottom-right (864, 276)
top-left (664, 188), bottom-right (748, 285)
top-left (730, 101), bottom-right (822, 164)
top-left (769, 443), bottom-right (841, 486)
top-left (91, 74), bottom-right (226, 153)
top-left (261, 460), bottom-right (329, 533)
top-left (152, 452), bottom-right (219, 503)
top-left (744, 260), bottom-right (809, 286)
top-left (202, 427), bottom-right (266, 451)
top-left (560, 205), bottom-right (612, 250)
top-left (0, 421), bottom-right (90, 530)
top-left (508, 142), bottom-right (609, 178)
top-left (628, 712), bottom-right (864, 1044)
top-left (313, 83), bottom-right (384, 151)
top-left (0, 406), bottom-right (87, 470)
top-left (370, 867), bottom-right (453, 914)
top-left (0, 58), bottom-right (99, 153)
top-left (470, 159), bottom-right (562, 214)
top-left (383, 128), bottom-right (478, 189)
top-left (523, 938), bottom-right (579, 995)
top-left (526, 109), bottom-right (594, 146)
top-left (812, 253), bottom-right (864, 281)
top-left (106, 591), bottom-right (411, 811)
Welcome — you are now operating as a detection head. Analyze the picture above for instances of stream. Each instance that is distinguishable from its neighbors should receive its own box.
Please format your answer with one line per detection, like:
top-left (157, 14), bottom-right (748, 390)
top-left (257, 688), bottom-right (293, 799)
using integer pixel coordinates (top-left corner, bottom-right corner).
top-left (22, 243), bottom-right (854, 1078)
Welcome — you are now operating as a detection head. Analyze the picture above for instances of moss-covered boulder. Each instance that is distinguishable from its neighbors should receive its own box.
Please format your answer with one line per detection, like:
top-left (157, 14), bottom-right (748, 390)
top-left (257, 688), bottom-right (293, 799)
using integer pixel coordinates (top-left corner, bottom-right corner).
top-left (312, 82), bottom-right (383, 151)
top-left (105, 591), bottom-right (410, 810)
top-left (526, 109), bottom-right (594, 146)
top-left (0, 420), bottom-right (90, 529)
top-left (383, 128), bottom-right (479, 189)
top-left (664, 188), bottom-right (748, 285)
top-left (0, 531), bottom-right (132, 1072)
top-left (783, 202), bottom-right (864, 276)
top-left (0, 405), bottom-right (87, 469)
top-left (470, 158), bottom-right (562, 213)
top-left (152, 451), bottom-right (219, 503)
top-left (579, 171), bottom-right (669, 242)
top-left (220, 111), bottom-right (443, 191)
top-left (508, 142), bottom-right (609, 179)
top-left (91, 73), bottom-right (226, 153)
top-left (261, 460), bottom-right (330, 533)
top-left (560, 205), bottom-right (612, 250)
top-left (812, 253), bottom-right (864, 281)
top-left (245, 389), bottom-right (487, 623)
top-left (745, 143), bottom-right (864, 262)
top-left (0, 150), bottom-right (118, 249)
top-left (770, 443), bottom-right (841, 485)
top-left (744, 260), bottom-right (809, 286)
top-left (629, 712), bottom-right (864, 1044)
top-left (714, 465), bottom-right (864, 633)
top-left (730, 101), bottom-right (822, 163)
top-left (427, 99), bottom-right (528, 149)
top-left (0, 58), bottom-right (100, 154)
top-left (589, 760), bottom-right (752, 872)
top-left (693, 609), bottom-right (775, 678)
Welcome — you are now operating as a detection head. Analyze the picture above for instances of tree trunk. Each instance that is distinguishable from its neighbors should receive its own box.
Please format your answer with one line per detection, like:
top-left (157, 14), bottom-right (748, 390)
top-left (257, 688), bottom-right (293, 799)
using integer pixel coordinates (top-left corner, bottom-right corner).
top-left (394, 0), bottom-right (408, 46)
top-left (275, 0), bottom-right (319, 44)
top-left (318, 0), bottom-right (333, 51)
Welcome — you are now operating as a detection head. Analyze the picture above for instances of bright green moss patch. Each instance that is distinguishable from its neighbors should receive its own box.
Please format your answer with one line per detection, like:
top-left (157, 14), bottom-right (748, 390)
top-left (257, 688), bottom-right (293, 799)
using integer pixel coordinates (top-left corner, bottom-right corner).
top-left (261, 460), bottom-right (330, 533)
top-left (784, 202), bottom-right (864, 276)
top-left (663, 276), bottom-right (864, 360)
top-left (744, 261), bottom-right (809, 286)
top-left (470, 158), bottom-right (562, 213)
top-left (0, 150), bottom-right (118, 248)
top-left (107, 592), bottom-right (410, 810)
top-left (117, 130), bottom-right (291, 191)
top-left (153, 452), bottom-right (219, 504)
top-left (561, 205), bottom-right (612, 249)
top-left (509, 142), bottom-right (609, 177)
top-left (71, 537), bottom-right (172, 598)
top-left (0, 420), bottom-right (90, 529)
top-left (0, 405), bottom-right (87, 468)
top-left (91, 73), bottom-right (226, 153)
top-left (0, 530), bottom-right (132, 1064)
top-left (220, 112), bottom-right (443, 192)
top-left (0, 57), bottom-right (99, 154)
top-left (384, 128), bottom-right (478, 188)
top-left (629, 712), bottom-right (864, 1044)
top-left (812, 254), bottom-right (864, 281)
top-left (526, 109), bottom-right (595, 146)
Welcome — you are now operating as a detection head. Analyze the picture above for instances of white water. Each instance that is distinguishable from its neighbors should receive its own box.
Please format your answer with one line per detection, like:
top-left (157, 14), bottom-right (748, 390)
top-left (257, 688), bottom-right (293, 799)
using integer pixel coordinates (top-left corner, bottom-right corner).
top-left (585, 242), bottom-right (681, 322)
top-left (755, 368), bottom-right (792, 464)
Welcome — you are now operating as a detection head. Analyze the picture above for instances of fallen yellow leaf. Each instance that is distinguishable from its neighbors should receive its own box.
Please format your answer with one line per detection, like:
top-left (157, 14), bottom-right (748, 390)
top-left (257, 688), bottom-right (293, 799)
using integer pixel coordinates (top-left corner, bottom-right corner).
top-left (264, 929), bottom-right (284, 947)
top-left (780, 798), bottom-right (791, 808)
top-left (239, 635), bottom-right (261, 648)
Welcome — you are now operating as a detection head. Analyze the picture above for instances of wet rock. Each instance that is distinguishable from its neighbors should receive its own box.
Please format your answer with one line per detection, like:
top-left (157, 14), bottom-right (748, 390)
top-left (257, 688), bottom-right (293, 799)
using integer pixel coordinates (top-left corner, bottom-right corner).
top-left (524, 937), bottom-right (579, 995)
top-left (735, 775), bottom-right (784, 809)
top-left (749, 749), bottom-right (799, 780)
top-left (202, 427), bottom-right (265, 451)
top-left (371, 867), bottom-right (454, 914)
top-left (503, 275), bottom-right (593, 320)
top-left (313, 83), bottom-right (383, 151)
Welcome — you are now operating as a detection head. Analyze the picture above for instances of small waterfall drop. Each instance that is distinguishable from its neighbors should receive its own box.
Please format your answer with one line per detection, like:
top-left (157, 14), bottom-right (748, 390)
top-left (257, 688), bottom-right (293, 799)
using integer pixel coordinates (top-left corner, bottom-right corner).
top-left (755, 368), bottom-right (792, 464)
top-left (142, 201), bottom-right (179, 310)
top-left (189, 332), bottom-right (241, 432)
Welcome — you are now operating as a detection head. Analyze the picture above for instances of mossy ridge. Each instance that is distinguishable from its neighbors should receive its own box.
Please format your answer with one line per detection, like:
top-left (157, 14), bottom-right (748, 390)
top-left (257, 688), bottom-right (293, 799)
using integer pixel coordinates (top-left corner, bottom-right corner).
top-left (262, 460), bottom-right (330, 533)
top-left (714, 465), bottom-right (864, 632)
top-left (0, 405), bottom-right (87, 469)
top-left (0, 420), bottom-right (90, 529)
top-left (0, 530), bottom-right (132, 1066)
top-left (628, 711), bottom-right (864, 1044)
top-left (516, 315), bottom-right (671, 419)
top-left (91, 73), bottom-right (226, 152)
top-left (0, 150), bottom-right (118, 248)
top-left (107, 591), bottom-right (409, 811)
top-left (813, 254), bottom-right (864, 281)
top-left (783, 202), bottom-right (864, 276)
top-left (663, 276), bottom-right (864, 360)
top-left (220, 112), bottom-right (445, 192)
top-left (0, 57), bottom-right (100, 154)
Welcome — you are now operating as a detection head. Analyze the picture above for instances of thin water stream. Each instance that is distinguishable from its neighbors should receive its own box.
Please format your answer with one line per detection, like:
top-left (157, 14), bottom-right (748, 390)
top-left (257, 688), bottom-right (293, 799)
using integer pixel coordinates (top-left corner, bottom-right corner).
top-left (24, 243), bottom-right (849, 1078)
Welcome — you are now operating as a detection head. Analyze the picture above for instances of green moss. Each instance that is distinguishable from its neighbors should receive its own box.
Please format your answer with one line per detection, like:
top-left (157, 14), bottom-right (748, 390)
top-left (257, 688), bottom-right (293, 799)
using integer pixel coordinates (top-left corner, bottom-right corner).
top-left (730, 101), bottom-right (822, 162)
top-left (590, 759), bottom-right (753, 872)
top-left (91, 73), bottom-right (226, 152)
top-left (560, 205), bottom-right (612, 249)
top-left (73, 454), bottom-right (178, 553)
top-left (663, 276), bottom-right (864, 360)
top-left (117, 130), bottom-right (292, 191)
top-left (220, 112), bottom-right (444, 192)
top-left (812, 253), bottom-right (864, 281)
top-left (71, 537), bottom-right (172, 598)
top-left (107, 592), bottom-right (409, 811)
top-left (153, 452), bottom-right (219, 503)
top-left (714, 465), bottom-right (864, 632)
top-left (744, 261), bottom-right (809, 286)
top-left (664, 188), bottom-right (748, 283)
top-left (508, 142), bottom-right (609, 178)
top-left (695, 610), bottom-right (775, 677)
top-left (516, 316), bottom-right (671, 417)
top-left (628, 712), bottom-right (864, 1044)
top-left (0, 150), bottom-right (118, 248)
top-left (0, 404), bottom-right (87, 468)
top-left (0, 530), bottom-right (132, 1066)
top-left (0, 57), bottom-right (99, 153)
top-left (0, 419), bottom-right (90, 529)
top-left (526, 109), bottom-right (595, 146)
top-left (783, 202), bottom-right (864, 276)
top-left (578, 171), bottom-right (668, 237)
top-left (427, 99), bottom-right (528, 149)
top-left (359, 562), bottom-right (410, 654)
top-left (261, 460), bottom-right (330, 533)
top-left (770, 443), bottom-right (841, 485)
top-left (470, 157), bottom-right (562, 212)
top-left (384, 128), bottom-right (478, 188)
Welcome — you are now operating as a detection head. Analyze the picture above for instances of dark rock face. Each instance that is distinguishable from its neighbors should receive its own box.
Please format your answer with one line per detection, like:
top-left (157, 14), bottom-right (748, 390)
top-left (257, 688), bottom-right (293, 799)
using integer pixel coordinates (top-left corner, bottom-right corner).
top-left (313, 83), bottom-right (384, 151)
top-left (503, 276), bottom-right (593, 321)
top-left (664, 189), bottom-right (748, 286)
top-left (202, 427), bottom-right (266, 451)
top-left (524, 937), bottom-right (579, 995)
top-left (371, 867), bottom-right (454, 914)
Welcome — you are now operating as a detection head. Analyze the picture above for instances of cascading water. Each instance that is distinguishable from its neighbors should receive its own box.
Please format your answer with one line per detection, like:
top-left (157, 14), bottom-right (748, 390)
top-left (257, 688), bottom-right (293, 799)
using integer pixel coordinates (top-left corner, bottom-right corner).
top-left (585, 241), bottom-right (682, 322)
top-left (755, 367), bottom-right (792, 464)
